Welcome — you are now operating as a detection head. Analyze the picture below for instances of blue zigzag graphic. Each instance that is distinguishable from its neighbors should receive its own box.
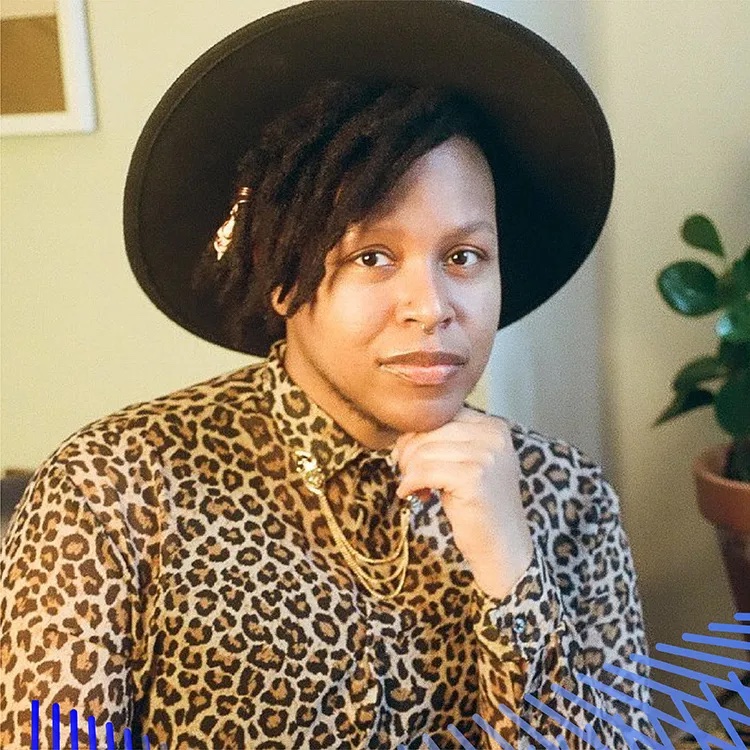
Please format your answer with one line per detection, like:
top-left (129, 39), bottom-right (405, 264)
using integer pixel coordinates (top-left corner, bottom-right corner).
top-left (26, 612), bottom-right (750, 749)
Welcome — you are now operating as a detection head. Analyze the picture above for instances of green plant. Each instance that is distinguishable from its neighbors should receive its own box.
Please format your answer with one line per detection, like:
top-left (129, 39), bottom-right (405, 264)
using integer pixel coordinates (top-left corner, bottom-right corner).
top-left (655, 214), bottom-right (750, 482)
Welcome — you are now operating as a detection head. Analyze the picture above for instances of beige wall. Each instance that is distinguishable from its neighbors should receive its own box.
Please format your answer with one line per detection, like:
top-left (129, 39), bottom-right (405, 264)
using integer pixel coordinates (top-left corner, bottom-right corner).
top-left (2, 0), bottom-right (749, 719)
top-left (596, 0), bottom-right (750, 709)
top-left (484, 0), bottom-right (606, 466)
top-left (1, 0), bottom-right (290, 471)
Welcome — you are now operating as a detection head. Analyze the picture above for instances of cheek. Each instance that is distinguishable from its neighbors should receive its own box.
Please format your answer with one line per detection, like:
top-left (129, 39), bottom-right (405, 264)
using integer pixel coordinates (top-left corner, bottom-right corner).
top-left (286, 284), bottom-right (390, 356)
top-left (325, 287), bottom-right (391, 337)
top-left (458, 277), bottom-right (501, 324)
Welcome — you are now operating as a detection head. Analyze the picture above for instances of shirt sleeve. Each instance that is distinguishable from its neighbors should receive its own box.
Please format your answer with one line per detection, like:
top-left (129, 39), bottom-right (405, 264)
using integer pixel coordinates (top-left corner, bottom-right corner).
top-left (0, 456), bottom-right (152, 750)
top-left (470, 465), bottom-right (654, 750)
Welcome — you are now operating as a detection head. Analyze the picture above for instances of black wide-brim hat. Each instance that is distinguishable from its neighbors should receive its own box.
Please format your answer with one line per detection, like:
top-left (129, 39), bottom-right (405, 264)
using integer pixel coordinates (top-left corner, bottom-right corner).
top-left (124, 0), bottom-right (614, 358)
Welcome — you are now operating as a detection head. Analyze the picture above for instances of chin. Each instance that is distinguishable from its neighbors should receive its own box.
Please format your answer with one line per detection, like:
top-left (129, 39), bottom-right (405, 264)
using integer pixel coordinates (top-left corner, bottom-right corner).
top-left (380, 396), bottom-right (467, 435)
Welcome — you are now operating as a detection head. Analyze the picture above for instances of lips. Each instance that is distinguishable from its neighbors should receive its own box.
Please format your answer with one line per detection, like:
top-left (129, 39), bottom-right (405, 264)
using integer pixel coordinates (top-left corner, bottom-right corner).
top-left (378, 350), bottom-right (467, 385)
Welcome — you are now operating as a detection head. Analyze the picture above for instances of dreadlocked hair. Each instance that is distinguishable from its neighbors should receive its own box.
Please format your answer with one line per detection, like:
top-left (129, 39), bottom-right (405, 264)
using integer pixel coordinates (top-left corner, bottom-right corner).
top-left (191, 79), bottom-right (495, 352)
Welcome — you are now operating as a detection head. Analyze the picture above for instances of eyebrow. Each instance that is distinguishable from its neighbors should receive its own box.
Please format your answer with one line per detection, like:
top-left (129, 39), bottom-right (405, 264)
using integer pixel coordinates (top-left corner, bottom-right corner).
top-left (444, 220), bottom-right (497, 239)
top-left (424, 220), bottom-right (499, 248)
top-left (346, 219), bottom-right (498, 242)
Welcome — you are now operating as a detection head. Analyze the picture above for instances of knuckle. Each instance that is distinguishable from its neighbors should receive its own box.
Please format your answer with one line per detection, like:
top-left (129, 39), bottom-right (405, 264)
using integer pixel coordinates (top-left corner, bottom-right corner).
top-left (478, 449), bottom-right (495, 467)
top-left (468, 463), bottom-right (484, 482)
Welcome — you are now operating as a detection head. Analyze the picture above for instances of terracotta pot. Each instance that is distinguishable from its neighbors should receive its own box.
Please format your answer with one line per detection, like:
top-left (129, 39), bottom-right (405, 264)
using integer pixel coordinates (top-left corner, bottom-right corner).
top-left (693, 443), bottom-right (750, 620)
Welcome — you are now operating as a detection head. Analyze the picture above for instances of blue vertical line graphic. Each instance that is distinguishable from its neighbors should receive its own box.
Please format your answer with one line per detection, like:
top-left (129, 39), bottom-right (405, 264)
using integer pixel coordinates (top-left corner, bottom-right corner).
top-left (31, 699), bottom-right (39, 750)
top-left (446, 723), bottom-right (478, 750)
top-left (698, 680), bottom-right (745, 747)
top-left (604, 664), bottom-right (750, 748)
top-left (585, 722), bottom-right (610, 750)
top-left (598, 680), bottom-right (674, 750)
top-left (653, 642), bottom-right (750, 671)
top-left (651, 685), bottom-right (746, 749)
top-left (88, 715), bottom-right (97, 750)
top-left (495, 702), bottom-right (561, 750)
top-left (615, 624), bottom-right (750, 744)
top-left (71, 708), bottom-right (79, 750)
top-left (567, 669), bottom-right (661, 737)
top-left (52, 702), bottom-right (60, 750)
top-left (523, 693), bottom-right (649, 750)
top-left (645, 700), bottom-right (738, 750)
top-left (471, 712), bottom-right (514, 750)
top-left (546, 681), bottom-right (628, 747)
top-left (629, 652), bottom-right (744, 689)
top-left (708, 623), bottom-right (750, 635)
top-left (671, 689), bottom-right (712, 746)
top-left (419, 733), bottom-right (442, 750)
top-left (727, 671), bottom-right (750, 710)
top-left (21, 611), bottom-right (750, 750)
top-left (640, 716), bottom-right (674, 750)
top-left (681, 633), bottom-right (750, 651)
top-left (597, 661), bottom-right (698, 732)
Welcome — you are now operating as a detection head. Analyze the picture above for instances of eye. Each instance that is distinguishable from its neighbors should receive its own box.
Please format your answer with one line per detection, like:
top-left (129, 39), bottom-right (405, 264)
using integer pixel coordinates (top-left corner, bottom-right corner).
top-left (447, 249), bottom-right (482, 267)
top-left (353, 250), bottom-right (391, 267)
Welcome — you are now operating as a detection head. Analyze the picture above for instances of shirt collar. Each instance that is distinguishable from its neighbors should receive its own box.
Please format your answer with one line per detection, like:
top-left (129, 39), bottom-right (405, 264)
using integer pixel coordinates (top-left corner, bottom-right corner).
top-left (260, 338), bottom-right (398, 483)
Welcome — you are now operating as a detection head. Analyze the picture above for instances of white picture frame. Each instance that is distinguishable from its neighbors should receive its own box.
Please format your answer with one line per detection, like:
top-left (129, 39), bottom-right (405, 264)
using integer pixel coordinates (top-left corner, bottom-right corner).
top-left (1, 0), bottom-right (96, 136)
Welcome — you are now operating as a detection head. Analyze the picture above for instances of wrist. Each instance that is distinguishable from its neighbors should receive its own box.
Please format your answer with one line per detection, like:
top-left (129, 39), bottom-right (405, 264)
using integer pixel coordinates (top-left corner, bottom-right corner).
top-left (470, 540), bottom-right (534, 600)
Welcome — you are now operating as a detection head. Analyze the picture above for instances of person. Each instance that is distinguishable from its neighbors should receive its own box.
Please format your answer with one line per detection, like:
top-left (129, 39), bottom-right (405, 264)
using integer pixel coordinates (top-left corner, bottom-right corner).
top-left (0, 2), bottom-right (655, 749)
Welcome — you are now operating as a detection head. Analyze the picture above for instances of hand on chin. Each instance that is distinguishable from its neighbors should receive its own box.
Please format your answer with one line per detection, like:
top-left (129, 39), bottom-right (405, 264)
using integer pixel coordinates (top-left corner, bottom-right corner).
top-left (392, 407), bottom-right (534, 599)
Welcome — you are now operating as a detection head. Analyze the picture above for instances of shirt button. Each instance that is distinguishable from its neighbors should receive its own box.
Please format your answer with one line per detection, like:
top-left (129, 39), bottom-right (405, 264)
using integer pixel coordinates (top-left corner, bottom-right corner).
top-left (512, 615), bottom-right (526, 635)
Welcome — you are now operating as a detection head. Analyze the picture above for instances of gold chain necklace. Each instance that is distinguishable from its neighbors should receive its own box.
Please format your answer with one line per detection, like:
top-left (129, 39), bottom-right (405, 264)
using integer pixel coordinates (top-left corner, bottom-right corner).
top-left (293, 449), bottom-right (411, 601)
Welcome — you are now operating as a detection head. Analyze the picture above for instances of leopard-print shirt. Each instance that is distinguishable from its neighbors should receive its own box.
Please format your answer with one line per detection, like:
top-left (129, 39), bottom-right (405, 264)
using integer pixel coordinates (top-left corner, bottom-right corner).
top-left (1, 339), bottom-right (653, 749)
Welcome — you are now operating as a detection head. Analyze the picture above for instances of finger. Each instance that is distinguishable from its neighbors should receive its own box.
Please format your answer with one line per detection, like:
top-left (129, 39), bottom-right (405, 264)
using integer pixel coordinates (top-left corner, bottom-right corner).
top-left (395, 418), bottom-right (486, 453)
top-left (396, 455), bottom-right (484, 500)
top-left (396, 417), bottom-right (507, 469)
top-left (456, 409), bottom-right (511, 439)
top-left (393, 431), bottom-right (416, 459)
top-left (397, 439), bottom-right (494, 475)
top-left (395, 432), bottom-right (476, 473)
top-left (392, 407), bottom-right (489, 454)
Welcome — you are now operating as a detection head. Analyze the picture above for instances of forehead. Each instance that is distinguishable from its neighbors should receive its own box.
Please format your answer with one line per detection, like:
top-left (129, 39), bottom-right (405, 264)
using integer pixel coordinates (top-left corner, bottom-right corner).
top-left (347, 136), bottom-right (496, 235)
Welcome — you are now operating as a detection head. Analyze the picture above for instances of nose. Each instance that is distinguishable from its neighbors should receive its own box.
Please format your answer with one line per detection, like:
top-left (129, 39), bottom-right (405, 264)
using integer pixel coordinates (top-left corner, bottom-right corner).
top-left (395, 260), bottom-right (455, 333)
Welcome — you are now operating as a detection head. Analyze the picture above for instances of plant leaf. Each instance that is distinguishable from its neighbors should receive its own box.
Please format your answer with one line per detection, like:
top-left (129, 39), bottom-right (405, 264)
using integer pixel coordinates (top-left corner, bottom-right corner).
top-left (673, 356), bottom-right (727, 391)
top-left (715, 298), bottom-right (750, 343)
top-left (657, 261), bottom-right (720, 315)
top-left (726, 438), bottom-right (750, 482)
top-left (715, 370), bottom-right (750, 437)
top-left (718, 340), bottom-right (750, 369)
top-left (730, 254), bottom-right (750, 297)
top-left (718, 256), bottom-right (750, 306)
top-left (653, 388), bottom-right (713, 427)
top-left (681, 214), bottom-right (724, 257)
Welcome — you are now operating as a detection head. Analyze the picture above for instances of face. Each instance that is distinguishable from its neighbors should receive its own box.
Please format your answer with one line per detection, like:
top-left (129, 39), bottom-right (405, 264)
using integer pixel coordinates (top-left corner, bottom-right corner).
top-left (272, 136), bottom-right (500, 450)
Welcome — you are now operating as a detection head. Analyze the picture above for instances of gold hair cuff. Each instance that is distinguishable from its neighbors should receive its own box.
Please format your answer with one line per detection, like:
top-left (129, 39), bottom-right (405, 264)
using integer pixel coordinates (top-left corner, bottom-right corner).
top-left (213, 186), bottom-right (252, 260)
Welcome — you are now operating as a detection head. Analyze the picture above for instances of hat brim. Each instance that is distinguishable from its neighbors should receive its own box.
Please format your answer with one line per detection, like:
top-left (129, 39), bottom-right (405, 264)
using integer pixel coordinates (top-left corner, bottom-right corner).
top-left (124, 0), bottom-right (614, 357)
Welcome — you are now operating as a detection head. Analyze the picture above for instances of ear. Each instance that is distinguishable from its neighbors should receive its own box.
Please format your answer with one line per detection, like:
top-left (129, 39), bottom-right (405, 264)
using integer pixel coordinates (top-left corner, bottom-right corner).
top-left (270, 285), bottom-right (291, 317)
